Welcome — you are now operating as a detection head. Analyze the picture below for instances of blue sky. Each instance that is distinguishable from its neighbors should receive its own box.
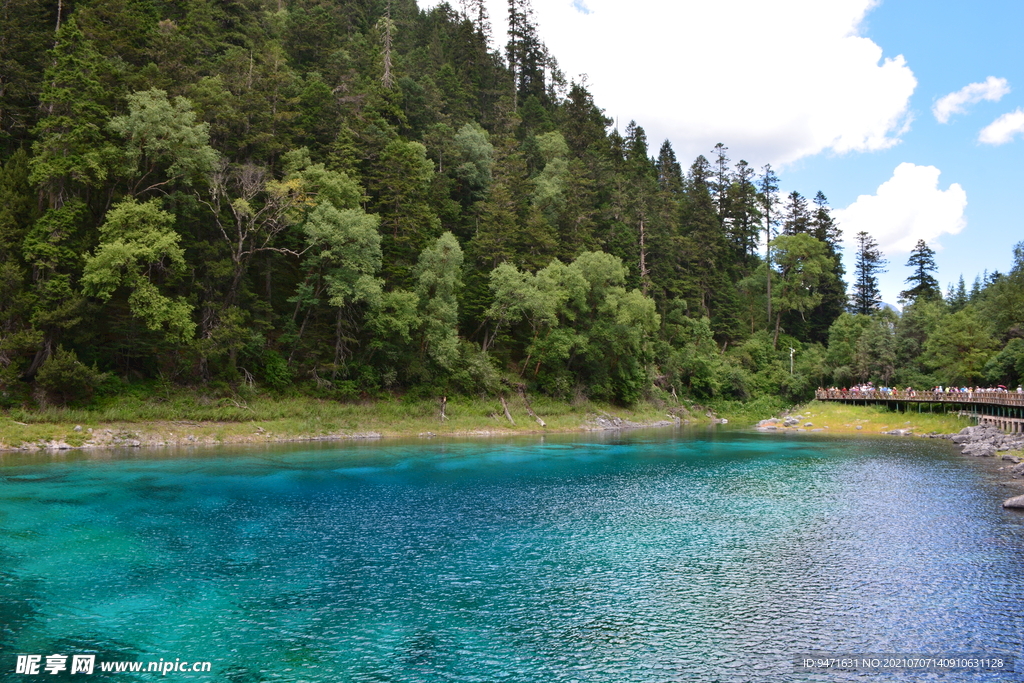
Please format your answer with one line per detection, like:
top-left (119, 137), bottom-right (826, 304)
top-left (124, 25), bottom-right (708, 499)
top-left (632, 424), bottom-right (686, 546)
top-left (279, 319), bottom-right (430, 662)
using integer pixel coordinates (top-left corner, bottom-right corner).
top-left (784, 0), bottom-right (1024, 304)
top-left (423, 0), bottom-right (1023, 304)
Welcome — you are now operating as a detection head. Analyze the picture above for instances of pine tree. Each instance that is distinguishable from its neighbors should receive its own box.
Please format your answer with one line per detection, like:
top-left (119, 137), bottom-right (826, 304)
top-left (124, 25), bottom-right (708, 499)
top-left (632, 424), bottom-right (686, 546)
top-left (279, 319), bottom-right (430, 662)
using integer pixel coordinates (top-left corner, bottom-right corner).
top-left (781, 191), bottom-right (810, 235)
top-left (506, 0), bottom-right (545, 107)
top-left (710, 142), bottom-right (730, 216)
top-left (725, 160), bottom-right (760, 262)
top-left (850, 231), bottom-right (887, 315)
top-left (802, 191), bottom-right (846, 341)
top-left (899, 239), bottom-right (940, 302)
top-left (759, 164), bottom-right (779, 322)
top-left (30, 17), bottom-right (116, 209)
top-left (947, 275), bottom-right (968, 312)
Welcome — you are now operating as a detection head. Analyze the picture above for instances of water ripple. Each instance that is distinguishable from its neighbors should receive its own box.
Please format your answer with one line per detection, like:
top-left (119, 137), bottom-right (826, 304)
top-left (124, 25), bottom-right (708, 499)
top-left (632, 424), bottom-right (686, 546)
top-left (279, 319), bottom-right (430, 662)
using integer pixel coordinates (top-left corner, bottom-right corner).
top-left (0, 434), bottom-right (1021, 681)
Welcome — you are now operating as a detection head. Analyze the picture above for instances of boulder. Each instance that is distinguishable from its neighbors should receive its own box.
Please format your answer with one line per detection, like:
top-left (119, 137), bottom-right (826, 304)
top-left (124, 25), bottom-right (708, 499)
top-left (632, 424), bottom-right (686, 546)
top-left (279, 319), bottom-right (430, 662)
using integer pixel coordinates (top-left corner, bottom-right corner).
top-left (1002, 494), bottom-right (1024, 509)
top-left (962, 442), bottom-right (997, 457)
top-left (1000, 454), bottom-right (1021, 463)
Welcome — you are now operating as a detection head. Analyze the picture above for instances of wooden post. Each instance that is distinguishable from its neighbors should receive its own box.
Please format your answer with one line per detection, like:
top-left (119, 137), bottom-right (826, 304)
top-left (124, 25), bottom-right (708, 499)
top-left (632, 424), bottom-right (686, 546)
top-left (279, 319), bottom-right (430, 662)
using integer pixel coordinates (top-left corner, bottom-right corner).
top-left (440, 396), bottom-right (448, 422)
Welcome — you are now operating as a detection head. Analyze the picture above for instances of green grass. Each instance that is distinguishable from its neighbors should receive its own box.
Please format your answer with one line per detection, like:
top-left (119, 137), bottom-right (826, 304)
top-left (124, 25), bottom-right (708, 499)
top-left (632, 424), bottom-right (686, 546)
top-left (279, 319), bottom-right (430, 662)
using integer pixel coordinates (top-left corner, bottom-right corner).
top-left (782, 400), bottom-right (975, 435)
top-left (0, 390), bottom-right (702, 451)
top-left (710, 395), bottom-right (793, 424)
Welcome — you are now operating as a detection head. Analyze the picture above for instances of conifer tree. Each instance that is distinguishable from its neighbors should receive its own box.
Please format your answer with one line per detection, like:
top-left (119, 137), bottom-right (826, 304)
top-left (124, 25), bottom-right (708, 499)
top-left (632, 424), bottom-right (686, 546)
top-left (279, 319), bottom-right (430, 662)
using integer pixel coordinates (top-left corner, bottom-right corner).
top-left (759, 164), bottom-right (779, 321)
top-left (30, 17), bottom-right (116, 209)
top-left (726, 160), bottom-right (760, 261)
top-left (850, 231), bottom-right (886, 315)
top-left (781, 191), bottom-right (810, 235)
top-left (899, 239), bottom-right (940, 302)
top-left (947, 275), bottom-right (968, 312)
top-left (802, 191), bottom-right (846, 341)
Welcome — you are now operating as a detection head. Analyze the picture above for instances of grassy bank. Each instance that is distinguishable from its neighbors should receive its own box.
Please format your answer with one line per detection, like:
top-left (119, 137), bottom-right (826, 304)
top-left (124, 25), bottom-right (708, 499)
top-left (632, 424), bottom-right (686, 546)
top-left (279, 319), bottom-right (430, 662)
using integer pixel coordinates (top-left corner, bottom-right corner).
top-left (769, 400), bottom-right (975, 436)
top-left (0, 391), bottom-right (707, 452)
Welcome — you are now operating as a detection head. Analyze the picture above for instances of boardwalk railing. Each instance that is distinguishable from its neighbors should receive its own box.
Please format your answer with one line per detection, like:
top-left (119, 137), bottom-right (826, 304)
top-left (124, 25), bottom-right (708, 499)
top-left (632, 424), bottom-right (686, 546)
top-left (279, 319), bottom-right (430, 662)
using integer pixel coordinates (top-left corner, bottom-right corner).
top-left (815, 388), bottom-right (1024, 408)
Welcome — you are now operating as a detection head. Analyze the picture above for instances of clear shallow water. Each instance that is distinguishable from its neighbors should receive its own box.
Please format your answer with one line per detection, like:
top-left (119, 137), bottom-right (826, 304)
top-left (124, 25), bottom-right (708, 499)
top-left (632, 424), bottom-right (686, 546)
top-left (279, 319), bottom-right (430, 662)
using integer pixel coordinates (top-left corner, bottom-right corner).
top-left (1, 431), bottom-right (1023, 682)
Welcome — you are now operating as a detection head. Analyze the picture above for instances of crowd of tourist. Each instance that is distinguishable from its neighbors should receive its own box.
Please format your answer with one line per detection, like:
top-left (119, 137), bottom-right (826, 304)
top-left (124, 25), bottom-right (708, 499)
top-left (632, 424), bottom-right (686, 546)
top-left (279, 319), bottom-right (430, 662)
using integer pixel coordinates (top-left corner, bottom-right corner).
top-left (818, 383), bottom-right (1024, 398)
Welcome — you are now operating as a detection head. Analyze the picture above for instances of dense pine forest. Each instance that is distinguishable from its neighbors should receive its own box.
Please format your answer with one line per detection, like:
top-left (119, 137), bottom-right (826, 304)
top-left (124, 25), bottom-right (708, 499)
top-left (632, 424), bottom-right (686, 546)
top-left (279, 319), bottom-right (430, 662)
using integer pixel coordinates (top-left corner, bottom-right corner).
top-left (2, 0), bottom-right (1023, 410)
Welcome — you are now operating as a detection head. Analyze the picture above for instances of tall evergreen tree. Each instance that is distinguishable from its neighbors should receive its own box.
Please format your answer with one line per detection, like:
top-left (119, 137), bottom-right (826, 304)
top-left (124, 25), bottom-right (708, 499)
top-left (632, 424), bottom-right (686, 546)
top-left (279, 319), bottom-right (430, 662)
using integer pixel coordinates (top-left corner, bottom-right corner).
top-left (947, 275), bottom-right (968, 312)
top-left (801, 190), bottom-right (846, 342)
top-left (505, 0), bottom-right (545, 107)
top-left (899, 239), bottom-right (940, 302)
top-left (781, 191), bottom-right (810, 235)
top-left (725, 159), bottom-right (760, 262)
top-left (710, 142), bottom-right (730, 216)
top-left (759, 164), bottom-right (779, 322)
top-left (850, 231), bottom-right (886, 315)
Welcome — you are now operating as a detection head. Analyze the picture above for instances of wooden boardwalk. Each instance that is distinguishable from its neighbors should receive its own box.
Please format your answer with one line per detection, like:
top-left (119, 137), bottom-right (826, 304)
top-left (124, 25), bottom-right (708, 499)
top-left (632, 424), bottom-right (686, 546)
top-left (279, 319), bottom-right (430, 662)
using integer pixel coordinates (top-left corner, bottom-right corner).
top-left (815, 388), bottom-right (1024, 408)
top-left (815, 389), bottom-right (1024, 432)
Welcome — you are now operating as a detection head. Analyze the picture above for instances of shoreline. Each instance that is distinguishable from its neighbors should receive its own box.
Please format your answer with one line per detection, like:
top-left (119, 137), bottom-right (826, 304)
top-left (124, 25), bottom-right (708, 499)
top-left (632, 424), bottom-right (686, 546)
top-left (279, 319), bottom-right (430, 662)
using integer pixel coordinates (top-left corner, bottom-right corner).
top-left (0, 413), bottom-right (694, 455)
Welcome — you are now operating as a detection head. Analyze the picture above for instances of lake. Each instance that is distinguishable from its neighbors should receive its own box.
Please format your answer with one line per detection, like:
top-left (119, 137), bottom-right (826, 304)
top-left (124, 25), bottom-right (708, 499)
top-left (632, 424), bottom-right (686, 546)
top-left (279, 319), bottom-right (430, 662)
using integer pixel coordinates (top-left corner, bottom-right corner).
top-left (1, 429), bottom-right (1022, 681)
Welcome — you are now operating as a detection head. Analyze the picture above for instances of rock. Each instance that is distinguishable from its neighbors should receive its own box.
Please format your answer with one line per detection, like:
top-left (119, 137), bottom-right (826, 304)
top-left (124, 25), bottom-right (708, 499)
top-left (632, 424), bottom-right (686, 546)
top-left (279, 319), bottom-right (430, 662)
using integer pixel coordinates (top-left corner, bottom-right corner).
top-left (811, 428), bottom-right (824, 432)
top-left (856, 425), bottom-right (863, 430)
top-left (1002, 494), bottom-right (1024, 508)
top-left (962, 442), bottom-right (997, 457)
top-left (783, 417), bottom-right (799, 427)
top-left (804, 422), bottom-right (813, 427)
top-left (1012, 462), bottom-right (1024, 476)
top-left (73, 425), bottom-right (82, 432)
top-left (1001, 454), bottom-right (1021, 463)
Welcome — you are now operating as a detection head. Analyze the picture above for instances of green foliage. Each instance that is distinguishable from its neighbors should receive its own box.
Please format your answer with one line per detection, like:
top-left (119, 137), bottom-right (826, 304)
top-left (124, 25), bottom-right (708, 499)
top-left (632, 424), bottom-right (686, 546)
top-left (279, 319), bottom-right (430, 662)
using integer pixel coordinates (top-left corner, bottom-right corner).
top-left (109, 89), bottom-right (218, 195)
top-left (30, 18), bottom-right (117, 208)
top-left (4, 0), bottom-right (1016, 411)
top-left (35, 346), bottom-right (105, 406)
top-left (452, 122), bottom-right (494, 192)
top-left (825, 312), bottom-right (870, 385)
top-left (770, 233), bottom-right (837, 339)
top-left (984, 339), bottom-right (1024, 387)
top-left (414, 232), bottom-right (464, 372)
top-left (922, 308), bottom-right (998, 385)
top-left (82, 198), bottom-right (194, 342)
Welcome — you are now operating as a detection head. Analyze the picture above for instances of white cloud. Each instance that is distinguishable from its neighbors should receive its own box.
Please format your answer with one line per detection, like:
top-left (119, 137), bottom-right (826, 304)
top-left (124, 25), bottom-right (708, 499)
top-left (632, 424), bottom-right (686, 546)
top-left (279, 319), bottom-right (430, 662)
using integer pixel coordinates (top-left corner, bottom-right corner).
top-left (978, 108), bottom-right (1024, 145)
top-left (932, 76), bottom-right (1010, 123)
top-left (833, 163), bottom-right (966, 258)
top-left (418, 0), bottom-right (916, 167)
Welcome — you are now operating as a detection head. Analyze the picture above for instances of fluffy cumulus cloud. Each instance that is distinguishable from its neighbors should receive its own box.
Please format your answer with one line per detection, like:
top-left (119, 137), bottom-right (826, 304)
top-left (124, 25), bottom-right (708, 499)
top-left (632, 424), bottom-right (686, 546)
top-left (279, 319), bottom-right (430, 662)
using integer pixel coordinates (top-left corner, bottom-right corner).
top-left (932, 76), bottom-right (1010, 124)
top-left (833, 163), bottom-right (967, 256)
top-left (978, 108), bottom-right (1024, 145)
top-left (419, 0), bottom-right (917, 166)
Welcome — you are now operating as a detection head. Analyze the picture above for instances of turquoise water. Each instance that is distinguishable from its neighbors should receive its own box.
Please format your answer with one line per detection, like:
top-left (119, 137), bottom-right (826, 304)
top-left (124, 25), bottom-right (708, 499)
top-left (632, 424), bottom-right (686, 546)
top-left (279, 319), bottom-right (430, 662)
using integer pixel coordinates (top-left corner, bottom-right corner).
top-left (1, 430), bottom-right (1023, 681)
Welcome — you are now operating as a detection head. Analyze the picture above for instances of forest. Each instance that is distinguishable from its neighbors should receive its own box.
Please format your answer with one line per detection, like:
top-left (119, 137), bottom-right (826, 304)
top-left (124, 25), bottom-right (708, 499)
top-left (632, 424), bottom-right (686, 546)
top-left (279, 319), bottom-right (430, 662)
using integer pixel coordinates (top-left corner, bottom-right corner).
top-left (2, 0), bottom-right (1023, 410)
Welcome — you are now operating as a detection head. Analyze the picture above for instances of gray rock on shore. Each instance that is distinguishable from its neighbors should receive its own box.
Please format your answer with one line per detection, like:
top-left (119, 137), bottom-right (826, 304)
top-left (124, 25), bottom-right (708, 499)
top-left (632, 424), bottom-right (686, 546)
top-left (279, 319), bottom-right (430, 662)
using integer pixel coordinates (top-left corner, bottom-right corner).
top-left (947, 425), bottom-right (1024, 458)
top-left (1002, 494), bottom-right (1024, 509)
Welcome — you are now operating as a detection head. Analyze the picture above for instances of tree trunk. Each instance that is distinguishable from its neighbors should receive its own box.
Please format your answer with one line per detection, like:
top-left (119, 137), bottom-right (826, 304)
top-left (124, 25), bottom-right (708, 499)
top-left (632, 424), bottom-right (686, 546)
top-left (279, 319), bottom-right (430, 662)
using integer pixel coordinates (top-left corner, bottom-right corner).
top-left (518, 388), bottom-right (545, 427)
top-left (500, 395), bottom-right (515, 425)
